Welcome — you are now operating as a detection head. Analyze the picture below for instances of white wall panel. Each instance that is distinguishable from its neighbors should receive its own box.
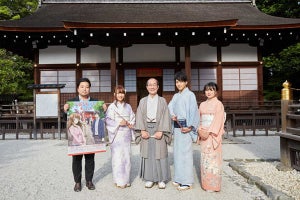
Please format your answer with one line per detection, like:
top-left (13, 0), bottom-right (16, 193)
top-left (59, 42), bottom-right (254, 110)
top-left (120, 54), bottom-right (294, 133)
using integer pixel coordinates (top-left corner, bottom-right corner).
top-left (81, 45), bottom-right (111, 63)
top-left (222, 44), bottom-right (257, 62)
top-left (188, 45), bottom-right (217, 62)
top-left (39, 46), bottom-right (76, 64)
top-left (123, 44), bottom-right (175, 62)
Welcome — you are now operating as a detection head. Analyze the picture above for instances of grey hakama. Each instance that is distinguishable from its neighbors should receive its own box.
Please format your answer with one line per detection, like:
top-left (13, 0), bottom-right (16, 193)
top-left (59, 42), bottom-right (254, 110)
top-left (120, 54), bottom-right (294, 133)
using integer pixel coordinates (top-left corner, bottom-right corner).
top-left (140, 122), bottom-right (171, 182)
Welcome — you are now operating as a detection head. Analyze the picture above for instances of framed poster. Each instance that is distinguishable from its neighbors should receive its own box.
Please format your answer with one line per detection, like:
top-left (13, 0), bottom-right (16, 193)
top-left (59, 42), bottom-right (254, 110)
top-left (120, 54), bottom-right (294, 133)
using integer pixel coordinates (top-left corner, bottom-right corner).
top-left (67, 101), bottom-right (106, 156)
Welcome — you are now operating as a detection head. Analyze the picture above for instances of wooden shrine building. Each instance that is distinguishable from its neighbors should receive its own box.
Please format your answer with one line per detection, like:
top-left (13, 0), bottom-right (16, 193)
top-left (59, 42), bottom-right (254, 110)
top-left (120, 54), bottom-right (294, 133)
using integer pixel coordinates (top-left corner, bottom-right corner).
top-left (0, 0), bottom-right (300, 110)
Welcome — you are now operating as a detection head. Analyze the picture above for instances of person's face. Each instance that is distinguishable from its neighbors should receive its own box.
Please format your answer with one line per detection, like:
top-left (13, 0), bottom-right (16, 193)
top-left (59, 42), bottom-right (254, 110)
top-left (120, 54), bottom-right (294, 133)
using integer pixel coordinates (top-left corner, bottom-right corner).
top-left (146, 79), bottom-right (159, 96)
top-left (205, 88), bottom-right (217, 99)
top-left (77, 81), bottom-right (90, 98)
top-left (175, 80), bottom-right (188, 92)
top-left (115, 92), bottom-right (125, 102)
top-left (73, 117), bottom-right (79, 124)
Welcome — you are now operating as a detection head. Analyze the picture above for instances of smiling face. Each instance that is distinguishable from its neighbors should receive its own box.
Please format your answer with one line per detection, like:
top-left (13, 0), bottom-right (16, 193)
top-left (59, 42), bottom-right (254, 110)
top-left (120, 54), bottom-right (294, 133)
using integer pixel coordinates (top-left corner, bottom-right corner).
top-left (115, 91), bottom-right (125, 102)
top-left (146, 78), bottom-right (159, 97)
top-left (175, 79), bottom-right (188, 92)
top-left (205, 88), bottom-right (217, 99)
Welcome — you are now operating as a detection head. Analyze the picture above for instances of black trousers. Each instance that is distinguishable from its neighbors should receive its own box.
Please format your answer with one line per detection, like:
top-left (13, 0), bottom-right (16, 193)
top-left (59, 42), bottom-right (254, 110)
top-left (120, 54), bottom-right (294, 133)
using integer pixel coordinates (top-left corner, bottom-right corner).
top-left (72, 153), bottom-right (95, 183)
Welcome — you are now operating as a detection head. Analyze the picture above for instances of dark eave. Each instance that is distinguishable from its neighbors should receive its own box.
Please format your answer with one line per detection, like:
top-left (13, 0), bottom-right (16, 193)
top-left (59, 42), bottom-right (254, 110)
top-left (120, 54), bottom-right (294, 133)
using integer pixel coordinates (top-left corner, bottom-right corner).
top-left (232, 24), bottom-right (300, 30)
top-left (0, 3), bottom-right (299, 32)
top-left (0, 27), bottom-right (66, 32)
top-left (63, 20), bottom-right (238, 29)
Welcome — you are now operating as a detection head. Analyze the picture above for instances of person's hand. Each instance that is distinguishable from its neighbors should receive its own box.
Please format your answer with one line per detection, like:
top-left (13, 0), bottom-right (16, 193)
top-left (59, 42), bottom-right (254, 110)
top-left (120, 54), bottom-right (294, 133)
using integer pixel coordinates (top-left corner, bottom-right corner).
top-left (102, 104), bottom-right (107, 112)
top-left (171, 115), bottom-right (177, 121)
top-left (198, 128), bottom-right (209, 140)
top-left (63, 103), bottom-right (69, 113)
top-left (181, 127), bottom-right (192, 133)
top-left (141, 130), bottom-right (150, 139)
top-left (119, 120), bottom-right (127, 126)
top-left (127, 122), bottom-right (134, 129)
top-left (153, 131), bottom-right (163, 139)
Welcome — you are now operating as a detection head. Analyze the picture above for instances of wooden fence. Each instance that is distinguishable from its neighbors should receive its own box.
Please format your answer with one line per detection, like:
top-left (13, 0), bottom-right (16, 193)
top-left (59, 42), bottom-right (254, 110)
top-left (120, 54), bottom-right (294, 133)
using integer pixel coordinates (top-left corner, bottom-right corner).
top-left (0, 101), bottom-right (282, 139)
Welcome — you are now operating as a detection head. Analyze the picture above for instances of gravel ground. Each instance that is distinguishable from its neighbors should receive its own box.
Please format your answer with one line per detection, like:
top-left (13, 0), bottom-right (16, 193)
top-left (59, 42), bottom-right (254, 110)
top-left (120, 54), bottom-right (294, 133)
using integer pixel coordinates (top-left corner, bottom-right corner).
top-left (1, 131), bottom-right (298, 200)
top-left (243, 161), bottom-right (300, 200)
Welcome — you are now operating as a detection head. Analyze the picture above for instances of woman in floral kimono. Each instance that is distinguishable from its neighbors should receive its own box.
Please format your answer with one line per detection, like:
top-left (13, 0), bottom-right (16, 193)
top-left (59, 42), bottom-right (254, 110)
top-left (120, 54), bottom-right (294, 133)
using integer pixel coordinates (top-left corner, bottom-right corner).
top-left (105, 85), bottom-right (135, 189)
top-left (198, 82), bottom-right (225, 192)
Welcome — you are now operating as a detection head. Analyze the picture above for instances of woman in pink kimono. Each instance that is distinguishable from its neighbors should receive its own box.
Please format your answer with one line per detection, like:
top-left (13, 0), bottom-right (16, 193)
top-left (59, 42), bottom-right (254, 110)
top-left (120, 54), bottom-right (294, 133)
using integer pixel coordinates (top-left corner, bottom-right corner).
top-left (105, 85), bottom-right (135, 189)
top-left (198, 82), bottom-right (225, 192)
top-left (68, 113), bottom-right (86, 146)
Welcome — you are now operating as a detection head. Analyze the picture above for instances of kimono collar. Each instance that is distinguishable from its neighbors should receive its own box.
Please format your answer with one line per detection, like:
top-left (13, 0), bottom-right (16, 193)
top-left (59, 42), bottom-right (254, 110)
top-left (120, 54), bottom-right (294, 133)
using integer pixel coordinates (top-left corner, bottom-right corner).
top-left (180, 87), bottom-right (189, 94)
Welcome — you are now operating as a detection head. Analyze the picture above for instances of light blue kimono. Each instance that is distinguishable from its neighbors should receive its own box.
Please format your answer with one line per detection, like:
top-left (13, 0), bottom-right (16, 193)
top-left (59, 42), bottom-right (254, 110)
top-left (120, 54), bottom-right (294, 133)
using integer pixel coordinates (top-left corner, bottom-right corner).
top-left (168, 87), bottom-right (200, 186)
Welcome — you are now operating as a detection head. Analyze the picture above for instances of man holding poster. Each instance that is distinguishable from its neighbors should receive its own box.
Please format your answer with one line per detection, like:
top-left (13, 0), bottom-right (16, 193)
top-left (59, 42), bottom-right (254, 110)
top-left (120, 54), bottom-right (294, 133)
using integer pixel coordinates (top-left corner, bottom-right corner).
top-left (63, 78), bottom-right (107, 192)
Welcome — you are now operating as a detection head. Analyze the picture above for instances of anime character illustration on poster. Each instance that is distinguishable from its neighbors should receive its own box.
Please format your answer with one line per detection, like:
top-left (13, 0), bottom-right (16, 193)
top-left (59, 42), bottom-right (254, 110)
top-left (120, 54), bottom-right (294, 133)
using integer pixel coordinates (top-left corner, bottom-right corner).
top-left (66, 101), bottom-right (106, 156)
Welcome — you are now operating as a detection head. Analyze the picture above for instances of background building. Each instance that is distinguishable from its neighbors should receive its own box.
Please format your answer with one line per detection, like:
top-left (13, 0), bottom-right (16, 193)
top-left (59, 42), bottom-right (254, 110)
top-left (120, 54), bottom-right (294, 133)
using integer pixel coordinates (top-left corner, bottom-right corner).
top-left (0, 0), bottom-right (299, 110)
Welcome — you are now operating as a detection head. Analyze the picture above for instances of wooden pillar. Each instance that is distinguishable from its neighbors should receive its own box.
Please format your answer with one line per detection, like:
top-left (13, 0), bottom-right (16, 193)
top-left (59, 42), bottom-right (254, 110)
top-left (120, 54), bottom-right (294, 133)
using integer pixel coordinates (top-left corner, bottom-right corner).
top-left (175, 46), bottom-right (180, 66)
top-left (33, 48), bottom-right (39, 84)
top-left (257, 47), bottom-right (264, 102)
top-left (76, 48), bottom-right (81, 80)
top-left (216, 46), bottom-right (223, 100)
top-left (118, 48), bottom-right (124, 85)
top-left (184, 45), bottom-right (191, 82)
top-left (111, 47), bottom-right (117, 91)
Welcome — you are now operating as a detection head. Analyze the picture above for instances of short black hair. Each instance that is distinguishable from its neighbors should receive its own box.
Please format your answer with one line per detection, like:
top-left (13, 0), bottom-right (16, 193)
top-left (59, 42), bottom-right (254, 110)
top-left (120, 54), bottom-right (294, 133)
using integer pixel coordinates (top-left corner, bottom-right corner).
top-left (174, 71), bottom-right (187, 82)
top-left (77, 78), bottom-right (91, 88)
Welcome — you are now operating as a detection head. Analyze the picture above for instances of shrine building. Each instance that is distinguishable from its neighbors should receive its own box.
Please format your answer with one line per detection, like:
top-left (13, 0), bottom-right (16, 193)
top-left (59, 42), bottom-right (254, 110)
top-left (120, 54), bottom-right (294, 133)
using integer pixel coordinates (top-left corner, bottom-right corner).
top-left (0, 0), bottom-right (300, 110)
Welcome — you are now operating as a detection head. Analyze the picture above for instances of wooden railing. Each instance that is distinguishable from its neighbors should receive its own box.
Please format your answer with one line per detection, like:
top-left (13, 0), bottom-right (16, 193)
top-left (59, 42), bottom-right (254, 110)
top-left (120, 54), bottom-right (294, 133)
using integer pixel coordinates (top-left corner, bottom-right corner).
top-left (277, 101), bottom-right (300, 170)
top-left (225, 110), bottom-right (281, 137)
top-left (0, 100), bottom-right (283, 139)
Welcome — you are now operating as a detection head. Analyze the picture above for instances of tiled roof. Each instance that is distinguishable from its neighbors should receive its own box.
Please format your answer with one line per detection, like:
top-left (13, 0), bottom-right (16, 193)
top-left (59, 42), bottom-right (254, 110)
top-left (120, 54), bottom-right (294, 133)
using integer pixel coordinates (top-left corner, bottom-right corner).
top-left (0, 2), bottom-right (299, 31)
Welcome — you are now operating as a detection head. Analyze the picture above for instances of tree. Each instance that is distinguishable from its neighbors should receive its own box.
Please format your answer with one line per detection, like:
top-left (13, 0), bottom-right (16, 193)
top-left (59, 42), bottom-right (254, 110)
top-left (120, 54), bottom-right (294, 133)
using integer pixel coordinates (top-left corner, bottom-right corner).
top-left (0, 49), bottom-right (34, 100)
top-left (256, 0), bottom-right (300, 18)
top-left (0, 0), bottom-right (38, 101)
top-left (0, 0), bottom-right (38, 20)
top-left (256, 0), bottom-right (300, 100)
top-left (263, 43), bottom-right (300, 100)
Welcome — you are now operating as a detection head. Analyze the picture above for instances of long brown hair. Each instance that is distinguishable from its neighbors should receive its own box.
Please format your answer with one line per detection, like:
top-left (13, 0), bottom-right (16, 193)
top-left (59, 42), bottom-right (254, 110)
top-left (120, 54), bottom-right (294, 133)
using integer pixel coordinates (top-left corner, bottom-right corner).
top-left (67, 113), bottom-right (83, 129)
top-left (113, 85), bottom-right (126, 106)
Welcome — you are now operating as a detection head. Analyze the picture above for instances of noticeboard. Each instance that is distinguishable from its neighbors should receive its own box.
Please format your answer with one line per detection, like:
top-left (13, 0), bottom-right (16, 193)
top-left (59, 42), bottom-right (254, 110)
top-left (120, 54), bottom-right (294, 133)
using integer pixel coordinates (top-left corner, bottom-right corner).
top-left (36, 93), bottom-right (58, 118)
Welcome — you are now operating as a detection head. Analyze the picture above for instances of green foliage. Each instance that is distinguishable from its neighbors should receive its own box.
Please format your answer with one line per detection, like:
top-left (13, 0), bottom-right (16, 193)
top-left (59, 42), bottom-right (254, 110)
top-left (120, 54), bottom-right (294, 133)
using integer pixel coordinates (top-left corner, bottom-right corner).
top-left (93, 101), bottom-right (105, 118)
top-left (256, 0), bottom-right (300, 18)
top-left (256, 0), bottom-right (300, 100)
top-left (263, 43), bottom-right (300, 100)
top-left (0, 0), bottom-right (38, 20)
top-left (0, 49), bottom-right (34, 100)
top-left (0, 0), bottom-right (38, 100)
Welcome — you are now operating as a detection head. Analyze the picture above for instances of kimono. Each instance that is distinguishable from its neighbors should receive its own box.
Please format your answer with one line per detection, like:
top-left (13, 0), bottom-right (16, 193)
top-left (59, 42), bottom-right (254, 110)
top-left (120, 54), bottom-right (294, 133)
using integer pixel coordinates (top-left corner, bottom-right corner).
top-left (68, 125), bottom-right (85, 146)
top-left (135, 95), bottom-right (172, 183)
top-left (198, 96), bottom-right (225, 192)
top-left (105, 101), bottom-right (135, 186)
top-left (168, 87), bottom-right (200, 186)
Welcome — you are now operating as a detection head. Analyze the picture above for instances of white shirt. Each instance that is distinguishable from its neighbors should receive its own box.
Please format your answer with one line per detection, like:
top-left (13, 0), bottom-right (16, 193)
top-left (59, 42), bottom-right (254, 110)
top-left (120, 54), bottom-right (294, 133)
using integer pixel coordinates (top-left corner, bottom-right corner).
top-left (147, 94), bottom-right (158, 122)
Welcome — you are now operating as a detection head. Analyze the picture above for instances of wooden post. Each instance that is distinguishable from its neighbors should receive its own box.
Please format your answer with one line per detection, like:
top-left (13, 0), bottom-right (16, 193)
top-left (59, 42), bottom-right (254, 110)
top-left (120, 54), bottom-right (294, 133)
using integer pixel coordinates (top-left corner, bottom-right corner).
top-left (111, 46), bottom-right (116, 91)
top-left (184, 46), bottom-right (191, 82)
